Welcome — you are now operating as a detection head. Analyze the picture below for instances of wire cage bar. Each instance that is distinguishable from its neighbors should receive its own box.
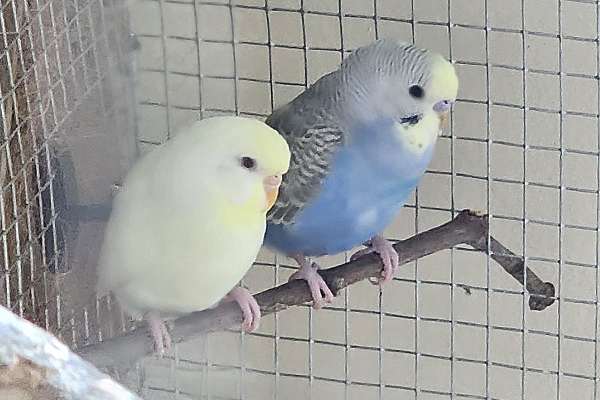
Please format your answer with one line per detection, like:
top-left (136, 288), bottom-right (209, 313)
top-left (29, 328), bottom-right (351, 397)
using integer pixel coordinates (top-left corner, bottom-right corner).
top-left (1, 0), bottom-right (600, 399)
top-left (0, 0), bottom-right (137, 347)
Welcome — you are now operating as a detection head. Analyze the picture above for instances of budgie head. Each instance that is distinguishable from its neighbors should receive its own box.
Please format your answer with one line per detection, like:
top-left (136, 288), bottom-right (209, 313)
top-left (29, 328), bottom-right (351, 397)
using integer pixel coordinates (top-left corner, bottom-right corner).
top-left (339, 39), bottom-right (458, 129)
top-left (188, 116), bottom-right (291, 213)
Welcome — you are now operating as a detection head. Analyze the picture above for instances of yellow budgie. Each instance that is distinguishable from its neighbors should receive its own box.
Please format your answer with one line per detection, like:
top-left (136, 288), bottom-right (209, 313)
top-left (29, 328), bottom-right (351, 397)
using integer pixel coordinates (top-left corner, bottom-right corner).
top-left (96, 116), bottom-right (291, 354)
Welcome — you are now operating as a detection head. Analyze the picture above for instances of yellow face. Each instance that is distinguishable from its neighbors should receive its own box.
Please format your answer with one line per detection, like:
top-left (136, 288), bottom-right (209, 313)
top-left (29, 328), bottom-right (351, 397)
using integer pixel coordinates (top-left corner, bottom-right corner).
top-left (212, 116), bottom-right (290, 216)
top-left (426, 54), bottom-right (459, 131)
top-left (394, 112), bottom-right (441, 155)
top-left (215, 166), bottom-right (286, 227)
top-left (233, 124), bottom-right (290, 213)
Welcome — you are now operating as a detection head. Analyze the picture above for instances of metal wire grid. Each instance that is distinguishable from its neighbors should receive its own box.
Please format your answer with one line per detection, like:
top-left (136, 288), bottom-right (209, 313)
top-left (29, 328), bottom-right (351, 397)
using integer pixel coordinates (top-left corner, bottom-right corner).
top-left (123, 1), bottom-right (598, 398)
top-left (127, 0), bottom-right (600, 399)
top-left (0, 0), bottom-right (135, 348)
top-left (0, 0), bottom-right (590, 398)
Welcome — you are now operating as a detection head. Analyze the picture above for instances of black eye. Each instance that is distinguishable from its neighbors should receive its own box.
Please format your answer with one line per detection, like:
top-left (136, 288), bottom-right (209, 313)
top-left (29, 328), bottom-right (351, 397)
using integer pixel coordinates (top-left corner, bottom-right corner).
top-left (240, 156), bottom-right (256, 170)
top-left (409, 85), bottom-right (424, 99)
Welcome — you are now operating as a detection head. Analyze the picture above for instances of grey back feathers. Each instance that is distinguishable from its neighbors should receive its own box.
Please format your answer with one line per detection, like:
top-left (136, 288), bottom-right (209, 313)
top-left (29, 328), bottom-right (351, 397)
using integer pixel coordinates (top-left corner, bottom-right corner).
top-left (266, 95), bottom-right (344, 224)
top-left (266, 39), bottom-right (435, 225)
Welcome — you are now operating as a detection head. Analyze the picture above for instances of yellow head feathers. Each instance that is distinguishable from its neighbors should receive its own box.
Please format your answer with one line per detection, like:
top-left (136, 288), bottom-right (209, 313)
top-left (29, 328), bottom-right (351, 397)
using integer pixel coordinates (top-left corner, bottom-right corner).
top-left (425, 54), bottom-right (459, 106)
top-left (171, 116), bottom-right (290, 216)
top-left (176, 116), bottom-right (290, 177)
top-left (131, 116), bottom-right (291, 218)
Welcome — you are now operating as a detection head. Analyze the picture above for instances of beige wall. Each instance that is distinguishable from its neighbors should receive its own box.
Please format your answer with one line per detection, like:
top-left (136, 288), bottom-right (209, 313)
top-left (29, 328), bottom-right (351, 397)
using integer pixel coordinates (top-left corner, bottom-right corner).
top-left (124, 0), bottom-right (600, 399)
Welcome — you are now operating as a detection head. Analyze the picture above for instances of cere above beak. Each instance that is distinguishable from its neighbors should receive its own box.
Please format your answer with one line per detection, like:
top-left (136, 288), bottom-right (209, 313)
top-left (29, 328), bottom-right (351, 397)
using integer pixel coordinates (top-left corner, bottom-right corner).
top-left (263, 174), bottom-right (283, 211)
top-left (433, 99), bottom-right (453, 113)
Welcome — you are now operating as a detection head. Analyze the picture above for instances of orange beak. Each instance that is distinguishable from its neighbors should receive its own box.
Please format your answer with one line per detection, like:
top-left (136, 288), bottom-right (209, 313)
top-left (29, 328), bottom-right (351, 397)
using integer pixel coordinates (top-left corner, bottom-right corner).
top-left (263, 175), bottom-right (282, 211)
top-left (440, 111), bottom-right (450, 129)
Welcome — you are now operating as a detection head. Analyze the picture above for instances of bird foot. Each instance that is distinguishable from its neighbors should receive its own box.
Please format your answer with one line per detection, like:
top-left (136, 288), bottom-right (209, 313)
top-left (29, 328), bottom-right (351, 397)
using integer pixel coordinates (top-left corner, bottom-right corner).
top-left (225, 286), bottom-right (261, 332)
top-left (146, 313), bottom-right (172, 356)
top-left (351, 235), bottom-right (399, 286)
top-left (289, 255), bottom-right (335, 309)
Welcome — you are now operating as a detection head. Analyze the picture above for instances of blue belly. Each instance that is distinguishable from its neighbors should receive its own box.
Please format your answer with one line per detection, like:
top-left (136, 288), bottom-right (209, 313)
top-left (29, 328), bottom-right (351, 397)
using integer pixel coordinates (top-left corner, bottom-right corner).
top-left (265, 119), bottom-right (434, 257)
top-left (265, 195), bottom-right (407, 256)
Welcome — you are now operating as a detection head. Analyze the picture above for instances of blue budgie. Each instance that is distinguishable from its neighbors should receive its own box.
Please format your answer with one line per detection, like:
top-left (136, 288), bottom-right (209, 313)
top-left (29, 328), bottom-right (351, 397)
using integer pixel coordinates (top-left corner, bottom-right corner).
top-left (264, 39), bottom-right (458, 308)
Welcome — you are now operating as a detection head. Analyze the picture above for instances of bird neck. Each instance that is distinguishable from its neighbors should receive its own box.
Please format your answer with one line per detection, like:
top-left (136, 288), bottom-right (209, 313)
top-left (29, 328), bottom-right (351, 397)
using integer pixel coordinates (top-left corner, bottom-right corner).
top-left (346, 116), bottom-right (438, 178)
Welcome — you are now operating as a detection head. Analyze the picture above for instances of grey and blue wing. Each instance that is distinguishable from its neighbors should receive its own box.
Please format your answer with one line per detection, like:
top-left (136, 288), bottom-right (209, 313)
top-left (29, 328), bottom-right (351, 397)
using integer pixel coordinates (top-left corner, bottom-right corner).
top-left (266, 123), bottom-right (345, 226)
top-left (265, 74), bottom-right (346, 225)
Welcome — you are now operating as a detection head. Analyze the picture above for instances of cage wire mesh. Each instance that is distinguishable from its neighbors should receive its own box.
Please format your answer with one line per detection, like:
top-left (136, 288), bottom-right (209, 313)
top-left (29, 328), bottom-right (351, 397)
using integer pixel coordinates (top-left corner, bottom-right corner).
top-left (1, 0), bottom-right (600, 399)
top-left (0, 0), bottom-right (137, 349)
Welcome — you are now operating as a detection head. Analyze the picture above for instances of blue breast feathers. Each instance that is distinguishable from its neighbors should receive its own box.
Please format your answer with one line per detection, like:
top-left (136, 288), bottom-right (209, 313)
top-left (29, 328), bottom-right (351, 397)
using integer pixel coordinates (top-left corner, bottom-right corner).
top-left (265, 118), bottom-right (436, 257)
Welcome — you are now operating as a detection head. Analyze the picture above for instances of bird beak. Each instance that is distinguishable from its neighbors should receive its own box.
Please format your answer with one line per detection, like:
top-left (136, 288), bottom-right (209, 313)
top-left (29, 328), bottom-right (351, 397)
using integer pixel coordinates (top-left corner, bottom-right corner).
top-left (439, 111), bottom-right (449, 129)
top-left (433, 100), bottom-right (453, 130)
top-left (263, 174), bottom-right (282, 211)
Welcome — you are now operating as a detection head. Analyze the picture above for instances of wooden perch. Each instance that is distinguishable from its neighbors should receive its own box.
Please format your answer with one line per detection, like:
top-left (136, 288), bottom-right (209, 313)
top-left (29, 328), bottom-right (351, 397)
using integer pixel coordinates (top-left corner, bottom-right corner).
top-left (78, 210), bottom-right (555, 369)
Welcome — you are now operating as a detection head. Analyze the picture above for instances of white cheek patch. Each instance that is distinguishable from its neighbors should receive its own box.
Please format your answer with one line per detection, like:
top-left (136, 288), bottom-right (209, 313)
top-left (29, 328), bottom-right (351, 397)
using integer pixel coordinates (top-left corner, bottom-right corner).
top-left (394, 113), bottom-right (441, 155)
top-left (231, 178), bottom-right (253, 205)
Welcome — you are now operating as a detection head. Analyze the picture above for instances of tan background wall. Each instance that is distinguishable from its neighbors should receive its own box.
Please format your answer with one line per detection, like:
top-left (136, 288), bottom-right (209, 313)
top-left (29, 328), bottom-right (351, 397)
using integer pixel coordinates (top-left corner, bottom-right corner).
top-left (125, 1), bottom-right (600, 399)
top-left (1, 0), bottom-right (596, 399)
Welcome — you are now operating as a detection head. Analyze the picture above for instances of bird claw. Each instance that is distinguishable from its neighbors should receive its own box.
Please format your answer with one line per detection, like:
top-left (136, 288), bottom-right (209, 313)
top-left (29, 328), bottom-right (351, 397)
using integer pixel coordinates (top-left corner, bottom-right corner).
top-left (226, 286), bottom-right (261, 332)
top-left (289, 259), bottom-right (335, 309)
top-left (351, 235), bottom-right (399, 286)
top-left (146, 314), bottom-right (172, 356)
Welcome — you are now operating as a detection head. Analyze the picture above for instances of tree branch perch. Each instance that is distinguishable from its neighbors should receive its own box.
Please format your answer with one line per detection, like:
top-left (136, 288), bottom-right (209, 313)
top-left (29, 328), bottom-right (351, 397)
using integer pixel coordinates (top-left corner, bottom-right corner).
top-left (78, 210), bottom-right (555, 369)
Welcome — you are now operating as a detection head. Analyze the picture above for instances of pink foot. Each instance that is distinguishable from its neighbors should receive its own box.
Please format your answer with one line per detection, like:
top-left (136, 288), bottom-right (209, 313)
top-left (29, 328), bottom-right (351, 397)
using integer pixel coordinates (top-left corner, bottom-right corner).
top-left (146, 313), bottom-right (172, 356)
top-left (289, 254), bottom-right (335, 309)
top-left (351, 235), bottom-right (399, 285)
top-left (225, 286), bottom-right (261, 332)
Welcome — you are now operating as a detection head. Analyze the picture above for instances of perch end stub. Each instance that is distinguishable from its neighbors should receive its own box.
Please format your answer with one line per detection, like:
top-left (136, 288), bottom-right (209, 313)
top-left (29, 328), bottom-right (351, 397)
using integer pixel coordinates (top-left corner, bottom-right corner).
top-left (528, 282), bottom-right (555, 311)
